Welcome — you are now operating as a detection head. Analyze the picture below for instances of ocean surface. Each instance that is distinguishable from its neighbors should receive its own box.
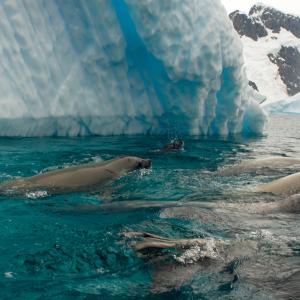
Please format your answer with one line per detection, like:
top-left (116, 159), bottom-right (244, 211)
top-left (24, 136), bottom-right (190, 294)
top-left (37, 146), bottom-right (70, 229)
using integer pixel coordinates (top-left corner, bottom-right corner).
top-left (0, 115), bottom-right (299, 299)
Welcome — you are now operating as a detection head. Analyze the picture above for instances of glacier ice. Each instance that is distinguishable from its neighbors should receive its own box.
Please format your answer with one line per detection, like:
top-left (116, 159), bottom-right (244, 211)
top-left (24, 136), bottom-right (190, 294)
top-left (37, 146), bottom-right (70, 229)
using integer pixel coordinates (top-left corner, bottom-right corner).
top-left (0, 0), bottom-right (266, 136)
top-left (265, 93), bottom-right (300, 115)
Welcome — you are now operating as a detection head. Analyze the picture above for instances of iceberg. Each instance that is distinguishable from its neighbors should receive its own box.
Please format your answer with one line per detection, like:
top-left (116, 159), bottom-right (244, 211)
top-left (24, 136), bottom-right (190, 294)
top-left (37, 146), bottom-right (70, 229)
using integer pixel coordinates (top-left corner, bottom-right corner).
top-left (0, 0), bottom-right (266, 136)
top-left (264, 93), bottom-right (300, 115)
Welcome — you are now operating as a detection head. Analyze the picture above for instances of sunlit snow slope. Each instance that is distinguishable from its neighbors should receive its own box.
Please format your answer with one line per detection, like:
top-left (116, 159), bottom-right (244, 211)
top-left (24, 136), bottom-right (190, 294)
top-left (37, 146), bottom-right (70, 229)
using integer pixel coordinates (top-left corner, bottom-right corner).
top-left (241, 29), bottom-right (296, 104)
top-left (0, 0), bottom-right (266, 136)
top-left (230, 4), bottom-right (300, 105)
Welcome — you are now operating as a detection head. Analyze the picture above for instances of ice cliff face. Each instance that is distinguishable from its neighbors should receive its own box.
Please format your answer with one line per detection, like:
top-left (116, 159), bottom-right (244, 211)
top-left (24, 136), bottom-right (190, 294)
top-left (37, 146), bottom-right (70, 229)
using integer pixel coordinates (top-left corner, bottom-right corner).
top-left (0, 0), bottom-right (266, 136)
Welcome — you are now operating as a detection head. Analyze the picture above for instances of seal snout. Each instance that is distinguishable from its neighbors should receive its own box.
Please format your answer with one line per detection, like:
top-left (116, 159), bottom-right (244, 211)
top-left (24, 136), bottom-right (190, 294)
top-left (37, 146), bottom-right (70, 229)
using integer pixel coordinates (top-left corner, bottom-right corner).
top-left (140, 159), bottom-right (151, 169)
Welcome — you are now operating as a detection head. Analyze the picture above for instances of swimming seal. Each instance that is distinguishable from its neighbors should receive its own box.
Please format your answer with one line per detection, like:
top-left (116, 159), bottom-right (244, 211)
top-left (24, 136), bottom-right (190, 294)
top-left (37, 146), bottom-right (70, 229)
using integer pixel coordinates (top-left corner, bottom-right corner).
top-left (0, 156), bottom-right (151, 195)
top-left (123, 231), bottom-right (210, 251)
top-left (256, 171), bottom-right (300, 196)
top-left (159, 139), bottom-right (185, 153)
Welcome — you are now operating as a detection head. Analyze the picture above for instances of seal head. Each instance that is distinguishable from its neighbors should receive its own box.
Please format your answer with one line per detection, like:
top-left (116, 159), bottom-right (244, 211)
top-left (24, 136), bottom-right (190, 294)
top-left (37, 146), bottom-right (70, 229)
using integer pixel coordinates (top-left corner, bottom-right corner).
top-left (138, 159), bottom-right (151, 169)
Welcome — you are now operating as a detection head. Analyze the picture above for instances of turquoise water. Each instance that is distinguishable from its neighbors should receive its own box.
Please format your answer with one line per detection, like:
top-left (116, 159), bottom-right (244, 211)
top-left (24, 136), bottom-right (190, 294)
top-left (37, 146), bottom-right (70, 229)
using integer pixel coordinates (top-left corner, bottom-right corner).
top-left (0, 116), bottom-right (300, 299)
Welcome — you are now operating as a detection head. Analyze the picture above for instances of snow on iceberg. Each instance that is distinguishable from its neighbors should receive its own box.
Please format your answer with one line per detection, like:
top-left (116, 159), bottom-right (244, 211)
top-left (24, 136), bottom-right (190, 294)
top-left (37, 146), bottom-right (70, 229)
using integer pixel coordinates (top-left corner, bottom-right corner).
top-left (264, 93), bottom-right (300, 115)
top-left (0, 0), bottom-right (266, 136)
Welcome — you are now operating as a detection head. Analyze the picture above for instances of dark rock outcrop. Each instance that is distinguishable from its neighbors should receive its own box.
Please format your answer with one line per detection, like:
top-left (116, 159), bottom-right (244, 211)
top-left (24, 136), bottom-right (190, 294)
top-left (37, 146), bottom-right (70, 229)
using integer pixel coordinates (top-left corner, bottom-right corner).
top-left (230, 5), bottom-right (300, 41)
top-left (229, 10), bottom-right (267, 41)
top-left (249, 4), bottom-right (300, 38)
top-left (268, 46), bottom-right (300, 96)
top-left (248, 80), bottom-right (259, 91)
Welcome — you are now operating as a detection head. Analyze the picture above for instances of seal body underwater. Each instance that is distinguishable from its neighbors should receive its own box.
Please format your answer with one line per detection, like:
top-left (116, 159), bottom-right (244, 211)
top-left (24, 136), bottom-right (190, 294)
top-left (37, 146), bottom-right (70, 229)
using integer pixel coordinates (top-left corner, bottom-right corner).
top-left (216, 194), bottom-right (300, 214)
top-left (218, 157), bottom-right (300, 176)
top-left (0, 156), bottom-right (151, 195)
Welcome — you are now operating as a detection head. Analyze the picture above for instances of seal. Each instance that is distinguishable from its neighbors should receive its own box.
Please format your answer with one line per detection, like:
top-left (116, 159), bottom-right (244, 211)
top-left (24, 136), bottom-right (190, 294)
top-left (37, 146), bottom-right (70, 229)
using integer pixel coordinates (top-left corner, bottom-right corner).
top-left (123, 231), bottom-right (210, 251)
top-left (276, 193), bottom-right (300, 213)
top-left (160, 139), bottom-right (184, 153)
top-left (218, 157), bottom-right (300, 176)
top-left (216, 194), bottom-right (300, 214)
top-left (256, 171), bottom-right (300, 196)
top-left (0, 156), bottom-right (151, 195)
top-left (64, 193), bottom-right (300, 215)
top-left (160, 194), bottom-right (300, 218)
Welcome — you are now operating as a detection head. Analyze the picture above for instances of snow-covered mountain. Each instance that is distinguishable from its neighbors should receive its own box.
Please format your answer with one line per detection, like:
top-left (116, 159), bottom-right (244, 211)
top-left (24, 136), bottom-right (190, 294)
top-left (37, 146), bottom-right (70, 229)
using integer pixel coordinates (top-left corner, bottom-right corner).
top-left (229, 3), bottom-right (300, 105)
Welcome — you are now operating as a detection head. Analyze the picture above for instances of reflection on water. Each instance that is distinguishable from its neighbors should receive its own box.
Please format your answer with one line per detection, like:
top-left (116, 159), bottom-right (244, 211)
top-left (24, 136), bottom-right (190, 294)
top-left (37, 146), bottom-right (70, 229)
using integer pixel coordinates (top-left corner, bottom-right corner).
top-left (0, 116), bottom-right (299, 299)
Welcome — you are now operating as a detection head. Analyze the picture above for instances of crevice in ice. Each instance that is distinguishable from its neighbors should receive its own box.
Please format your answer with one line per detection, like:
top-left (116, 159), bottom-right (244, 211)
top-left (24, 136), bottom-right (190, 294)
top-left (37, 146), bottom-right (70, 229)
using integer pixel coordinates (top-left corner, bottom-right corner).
top-left (112, 0), bottom-right (171, 115)
top-left (112, 0), bottom-right (209, 135)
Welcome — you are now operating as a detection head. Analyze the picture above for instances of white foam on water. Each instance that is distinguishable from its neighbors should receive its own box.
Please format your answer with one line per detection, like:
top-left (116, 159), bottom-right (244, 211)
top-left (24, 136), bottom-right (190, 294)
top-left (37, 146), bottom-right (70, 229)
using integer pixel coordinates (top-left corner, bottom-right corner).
top-left (26, 190), bottom-right (48, 199)
top-left (175, 238), bottom-right (223, 264)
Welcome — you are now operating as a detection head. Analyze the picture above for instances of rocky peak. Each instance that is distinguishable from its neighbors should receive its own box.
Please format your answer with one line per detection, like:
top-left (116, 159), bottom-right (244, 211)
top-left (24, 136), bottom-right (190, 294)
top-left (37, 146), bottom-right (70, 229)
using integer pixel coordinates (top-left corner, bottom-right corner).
top-left (230, 3), bottom-right (300, 40)
top-left (229, 10), bottom-right (267, 41)
top-left (251, 4), bottom-right (300, 37)
top-left (229, 3), bottom-right (300, 99)
top-left (268, 46), bottom-right (300, 96)
top-left (249, 3), bottom-right (269, 16)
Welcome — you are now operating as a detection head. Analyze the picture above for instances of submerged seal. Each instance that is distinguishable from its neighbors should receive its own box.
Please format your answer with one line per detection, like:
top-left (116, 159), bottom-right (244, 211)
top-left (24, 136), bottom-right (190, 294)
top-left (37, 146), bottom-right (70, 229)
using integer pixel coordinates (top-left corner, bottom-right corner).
top-left (0, 156), bottom-right (151, 195)
top-left (123, 231), bottom-right (210, 251)
top-left (218, 157), bottom-right (300, 176)
top-left (218, 194), bottom-right (300, 214)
